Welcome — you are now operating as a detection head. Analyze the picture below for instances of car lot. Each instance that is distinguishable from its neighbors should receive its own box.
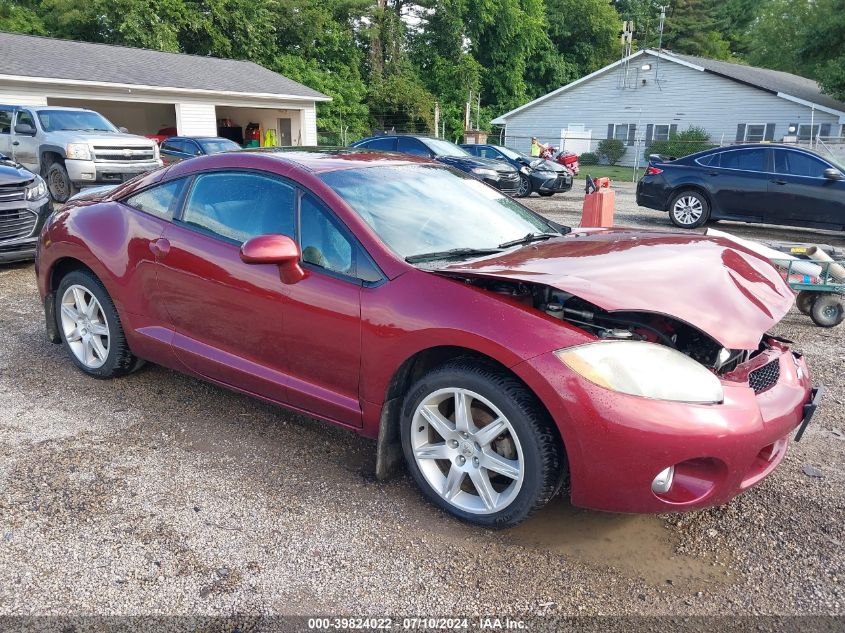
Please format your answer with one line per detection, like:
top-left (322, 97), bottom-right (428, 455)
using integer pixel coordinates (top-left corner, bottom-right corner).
top-left (0, 184), bottom-right (843, 617)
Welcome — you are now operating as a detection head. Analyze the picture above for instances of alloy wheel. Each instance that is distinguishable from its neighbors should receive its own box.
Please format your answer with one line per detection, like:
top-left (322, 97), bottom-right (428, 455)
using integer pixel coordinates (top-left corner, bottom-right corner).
top-left (517, 175), bottom-right (531, 197)
top-left (411, 388), bottom-right (524, 515)
top-left (59, 284), bottom-right (110, 369)
top-left (672, 195), bottom-right (703, 226)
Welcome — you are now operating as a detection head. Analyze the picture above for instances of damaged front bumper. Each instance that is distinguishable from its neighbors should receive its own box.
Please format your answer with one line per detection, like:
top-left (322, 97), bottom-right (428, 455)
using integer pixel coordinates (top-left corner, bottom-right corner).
top-left (514, 346), bottom-right (819, 513)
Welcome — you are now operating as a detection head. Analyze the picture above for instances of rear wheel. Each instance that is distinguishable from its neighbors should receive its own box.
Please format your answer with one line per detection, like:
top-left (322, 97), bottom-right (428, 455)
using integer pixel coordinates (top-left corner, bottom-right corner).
top-left (796, 290), bottom-right (816, 315)
top-left (668, 190), bottom-right (710, 229)
top-left (516, 174), bottom-right (531, 198)
top-left (400, 359), bottom-right (564, 528)
top-left (56, 270), bottom-right (144, 378)
top-left (810, 294), bottom-right (844, 328)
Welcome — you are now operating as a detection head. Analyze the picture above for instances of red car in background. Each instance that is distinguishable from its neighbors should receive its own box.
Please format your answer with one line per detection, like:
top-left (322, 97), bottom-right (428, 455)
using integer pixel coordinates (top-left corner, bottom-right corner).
top-left (35, 150), bottom-right (820, 528)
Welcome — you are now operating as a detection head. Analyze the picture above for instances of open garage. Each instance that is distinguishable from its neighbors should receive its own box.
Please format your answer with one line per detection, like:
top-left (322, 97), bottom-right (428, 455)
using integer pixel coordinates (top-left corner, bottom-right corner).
top-left (0, 31), bottom-right (329, 145)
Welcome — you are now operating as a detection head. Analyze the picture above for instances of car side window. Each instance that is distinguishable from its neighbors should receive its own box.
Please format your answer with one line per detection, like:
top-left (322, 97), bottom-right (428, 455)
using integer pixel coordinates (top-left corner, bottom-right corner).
top-left (181, 172), bottom-right (295, 243)
top-left (698, 153), bottom-right (717, 167)
top-left (0, 110), bottom-right (11, 134)
top-left (774, 151), bottom-right (828, 178)
top-left (123, 178), bottom-right (188, 220)
top-left (360, 137), bottom-right (396, 151)
top-left (161, 140), bottom-right (182, 153)
top-left (720, 149), bottom-right (766, 172)
top-left (397, 137), bottom-right (431, 157)
top-left (15, 110), bottom-right (35, 130)
top-left (300, 193), bottom-right (355, 277)
top-left (478, 147), bottom-right (500, 160)
top-left (186, 141), bottom-right (203, 156)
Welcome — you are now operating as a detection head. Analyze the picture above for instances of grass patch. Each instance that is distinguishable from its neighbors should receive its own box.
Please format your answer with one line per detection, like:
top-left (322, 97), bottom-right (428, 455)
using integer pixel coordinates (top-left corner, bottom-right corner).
top-left (575, 165), bottom-right (637, 182)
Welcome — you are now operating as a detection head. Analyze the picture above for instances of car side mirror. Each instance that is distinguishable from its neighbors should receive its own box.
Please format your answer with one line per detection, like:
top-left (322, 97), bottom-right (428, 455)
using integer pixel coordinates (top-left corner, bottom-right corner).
top-left (240, 234), bottom-right (306, 284)
top-left (14, 123), bottom-right (35, 135)
top-left (118, 127), bottom-right (129, 133)
top-left (823, 168), bottom-right (843, 181)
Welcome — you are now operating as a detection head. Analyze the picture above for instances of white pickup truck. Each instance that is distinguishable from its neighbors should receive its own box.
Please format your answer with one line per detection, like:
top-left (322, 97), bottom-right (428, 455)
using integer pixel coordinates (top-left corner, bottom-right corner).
top-left (0, 105), bottom-right (162, 202)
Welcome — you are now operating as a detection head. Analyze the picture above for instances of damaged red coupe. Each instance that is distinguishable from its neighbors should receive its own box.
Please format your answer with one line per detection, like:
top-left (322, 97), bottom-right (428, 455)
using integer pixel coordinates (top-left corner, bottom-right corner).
top-left (35, 150), bottom-right (822, 528)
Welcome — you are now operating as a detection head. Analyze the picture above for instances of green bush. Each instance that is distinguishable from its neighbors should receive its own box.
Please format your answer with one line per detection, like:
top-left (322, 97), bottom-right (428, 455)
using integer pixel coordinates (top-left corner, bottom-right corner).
top-left (596, 139), bottom-right (626, 165)
top-left (648, 126), bottom-right (717, 159)
top-left (579, 151), bottom-right (599, 165)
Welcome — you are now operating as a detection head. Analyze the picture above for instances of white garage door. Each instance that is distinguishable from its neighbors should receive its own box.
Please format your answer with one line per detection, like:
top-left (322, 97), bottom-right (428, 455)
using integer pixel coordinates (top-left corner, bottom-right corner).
top-left (176, 103), bottom-right (217, 136)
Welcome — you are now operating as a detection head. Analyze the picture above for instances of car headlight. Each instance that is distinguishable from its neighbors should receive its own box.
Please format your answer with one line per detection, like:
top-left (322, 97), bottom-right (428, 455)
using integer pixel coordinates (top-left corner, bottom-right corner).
top-left (519, 166), bottom-right (531, 175)
top-left (471, 167), bottom-right (498, 178)
top-left (66, 143), bottom-right (91, 160)
top-left (25, 175), bottom-right (48, 201)
top-left (554, 341), bottom-right (724, 404)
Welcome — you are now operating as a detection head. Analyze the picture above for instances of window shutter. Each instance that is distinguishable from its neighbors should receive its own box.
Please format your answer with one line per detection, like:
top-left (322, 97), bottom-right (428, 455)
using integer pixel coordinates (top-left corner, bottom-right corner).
top-left (669, 124), bottom-right (678, 136)
top-left (607, 124), bottom-right (614, 140)
top-left (645, 124), bottom-right (654, 146)
top-left (820, 123), bottom-right (832, 138)
top-left (627, 123), bottom-right (636, 146)
top-left (735, 123), bottom-right (746, 142)
top-left (764, 123), bottom-right (776, 141)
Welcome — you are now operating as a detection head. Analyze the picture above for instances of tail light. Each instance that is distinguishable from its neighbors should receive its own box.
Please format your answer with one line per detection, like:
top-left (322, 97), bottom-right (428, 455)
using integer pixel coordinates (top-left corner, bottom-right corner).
top-left (645, 166), bottom-right (663, 175)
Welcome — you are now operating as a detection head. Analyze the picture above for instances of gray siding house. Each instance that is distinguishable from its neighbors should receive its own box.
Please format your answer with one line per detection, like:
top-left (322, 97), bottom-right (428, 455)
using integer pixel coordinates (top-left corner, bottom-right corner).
top-left (492, 50), bottom-right (845, 166)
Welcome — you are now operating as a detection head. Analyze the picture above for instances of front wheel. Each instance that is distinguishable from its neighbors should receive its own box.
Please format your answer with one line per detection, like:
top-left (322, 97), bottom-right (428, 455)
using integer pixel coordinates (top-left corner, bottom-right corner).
top-left (516, 174), bottom-right (531, 198)
top-left (400, 359), bottom-right (564, 528)
top-left (56, 270), bottom-right (144, 378)
top-left (46, 162), bottom-right (78, 203)
top-left (668, 190), bottom-right (710, 229)
top-left (810, 294), bottom-right (844, 328)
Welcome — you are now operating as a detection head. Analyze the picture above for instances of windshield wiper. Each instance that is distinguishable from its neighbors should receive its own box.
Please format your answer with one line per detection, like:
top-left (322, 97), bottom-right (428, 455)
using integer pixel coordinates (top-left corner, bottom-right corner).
top-left (498, 232), bottom-right (557, 249)
top-left (405, 247), bottom-right (503, 264)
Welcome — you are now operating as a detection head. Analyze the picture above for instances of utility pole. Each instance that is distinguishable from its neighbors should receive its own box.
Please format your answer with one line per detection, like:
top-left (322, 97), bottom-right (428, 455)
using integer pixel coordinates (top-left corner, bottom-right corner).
top-left (434, 101), bottom-right (440, 138)
top-left (654, 5), bottom-right (667, 89)
top-left (476, 92), bottom-right (481, 131)
top-left (465, 92), bottom-right (471, 132)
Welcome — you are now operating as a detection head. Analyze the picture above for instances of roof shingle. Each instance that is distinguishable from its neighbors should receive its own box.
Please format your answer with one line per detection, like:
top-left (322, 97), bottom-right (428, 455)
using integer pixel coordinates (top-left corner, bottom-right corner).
top-left (0, 31), bottom-right (329, 100)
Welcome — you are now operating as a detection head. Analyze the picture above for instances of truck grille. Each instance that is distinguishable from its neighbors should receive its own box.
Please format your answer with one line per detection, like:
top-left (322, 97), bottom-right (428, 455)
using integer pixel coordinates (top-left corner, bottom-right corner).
top-left (749, 359), bottom-right (780, 394)
top-left (0, 186), bottom-right (26, 203)
top-left (92, 146), bottom-right (156, 161)
top-left (0, 208), bottom-right (37, 241)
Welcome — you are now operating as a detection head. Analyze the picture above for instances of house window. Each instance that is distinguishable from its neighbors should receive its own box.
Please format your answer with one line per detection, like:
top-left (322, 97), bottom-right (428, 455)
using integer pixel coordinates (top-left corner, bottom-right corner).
top-left (653, 124), bottom-right (670, 142)
top-left (613, 124), bottom-right (629, 142)
top-left (744, 124), bottom-right (766, 143)
top-left (798, 125), bottom-right (819, 141)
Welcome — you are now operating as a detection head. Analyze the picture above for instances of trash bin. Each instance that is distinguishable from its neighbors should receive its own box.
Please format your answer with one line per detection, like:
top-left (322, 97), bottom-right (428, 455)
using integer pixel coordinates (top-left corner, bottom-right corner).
top-left (581, 176), bottom-right (614, 228)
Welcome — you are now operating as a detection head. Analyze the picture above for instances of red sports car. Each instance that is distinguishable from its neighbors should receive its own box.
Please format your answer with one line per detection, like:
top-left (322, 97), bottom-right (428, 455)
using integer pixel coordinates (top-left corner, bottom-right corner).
top-left (35, 150), bottom-right (821, 528)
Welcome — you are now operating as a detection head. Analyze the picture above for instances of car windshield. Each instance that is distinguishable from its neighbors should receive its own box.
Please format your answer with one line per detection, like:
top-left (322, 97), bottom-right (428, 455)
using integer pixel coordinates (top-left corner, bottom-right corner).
top-left (199, 139), bottom-right (241, 154)
top-left (420, 138), bottom-right (470, 157)
top-left (320, 165), bottom-right (558, 261)
top-left (37, 110), bottom-right (119, 133)
top-left (825, 153), bottom-right (845, 173)
top-left (495, 146), bottom-right (523, 160)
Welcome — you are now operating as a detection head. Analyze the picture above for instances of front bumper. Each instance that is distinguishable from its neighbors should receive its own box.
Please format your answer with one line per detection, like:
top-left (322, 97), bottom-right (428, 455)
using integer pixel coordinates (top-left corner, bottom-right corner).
top-left (0, 197), bottom-right (51, 263)
top-left (515, 347), bottom-right (815, 513)
top-left (481, 173), bottom-right (521, 196)
top-left (533, 172), bottom-right (572, 193)
top-left (65, 159), bottom-right (162, 185)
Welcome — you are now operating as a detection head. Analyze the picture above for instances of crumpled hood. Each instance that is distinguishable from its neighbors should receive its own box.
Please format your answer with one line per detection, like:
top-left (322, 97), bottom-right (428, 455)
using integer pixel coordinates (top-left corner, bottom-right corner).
top-left (437, 155), bottom-right (516, 172)
top-left (440, 229), bottom-right (794, 350)
top-left (0, 159), bottom-right (36, 186)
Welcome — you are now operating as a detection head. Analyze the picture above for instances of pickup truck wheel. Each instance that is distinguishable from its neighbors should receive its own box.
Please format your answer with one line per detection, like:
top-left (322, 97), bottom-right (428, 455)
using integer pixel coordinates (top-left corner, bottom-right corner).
top-left (400, 359), bottom-right (564, 528)
top-left (47, 162), bottom-right (78, 203)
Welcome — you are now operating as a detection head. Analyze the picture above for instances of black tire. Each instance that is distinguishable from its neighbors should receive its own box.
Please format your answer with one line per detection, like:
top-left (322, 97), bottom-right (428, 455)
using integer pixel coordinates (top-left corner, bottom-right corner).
top-left (796, 290), bottom-right (816, 315)
top-left (810, 294), bottom-right (844, 328)
top-left (516, 174), bottom-right (531, 198)
top-left (46, 161), bottom-right (78, 203)
top-left (538, 191), bottom-right (555, 197)
top-left (668, 189), bottom-right (710, 229)
top-left (55, 269), bottom-right (144, 378)
top-left (400, 358), bottom-right (564, 528)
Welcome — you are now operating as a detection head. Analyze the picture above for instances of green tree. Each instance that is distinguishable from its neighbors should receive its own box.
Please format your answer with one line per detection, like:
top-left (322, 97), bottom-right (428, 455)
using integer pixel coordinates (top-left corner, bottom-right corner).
top-left (0, 1), bottom-right (46, 35)
top-left (746, 0), bottom-right (814, 74)
top-left (800, 0), bottom-right (845, 101)
top-left (545, 0), bottom-right (622, 76)
top-left (661, 0), bottom-right (731, 59)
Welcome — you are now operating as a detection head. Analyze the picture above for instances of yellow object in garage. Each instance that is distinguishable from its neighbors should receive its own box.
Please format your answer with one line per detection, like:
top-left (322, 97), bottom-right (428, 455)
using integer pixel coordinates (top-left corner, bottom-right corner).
top-left (263, 129), bottom-right (277, 147)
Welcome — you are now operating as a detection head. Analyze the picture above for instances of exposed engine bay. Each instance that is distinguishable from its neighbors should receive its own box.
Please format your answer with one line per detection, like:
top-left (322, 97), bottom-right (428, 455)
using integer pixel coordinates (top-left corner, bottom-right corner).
top-left (455, 276), bottom-right (776, 375)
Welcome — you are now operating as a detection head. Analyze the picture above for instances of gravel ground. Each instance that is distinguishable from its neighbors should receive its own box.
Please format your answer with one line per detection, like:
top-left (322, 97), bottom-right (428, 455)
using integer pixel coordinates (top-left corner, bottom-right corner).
top-left (0, 186), bottom-right (843, 622)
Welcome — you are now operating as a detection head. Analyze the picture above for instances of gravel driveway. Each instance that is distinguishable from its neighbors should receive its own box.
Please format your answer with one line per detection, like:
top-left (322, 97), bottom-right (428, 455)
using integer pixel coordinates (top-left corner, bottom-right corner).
top-left (0, 186), bottom-right (842, 624)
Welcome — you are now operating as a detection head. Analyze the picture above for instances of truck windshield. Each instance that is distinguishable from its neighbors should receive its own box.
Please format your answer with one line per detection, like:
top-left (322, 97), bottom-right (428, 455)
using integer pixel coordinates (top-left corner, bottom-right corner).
top-left (37, 110), bottom-right (119, 133)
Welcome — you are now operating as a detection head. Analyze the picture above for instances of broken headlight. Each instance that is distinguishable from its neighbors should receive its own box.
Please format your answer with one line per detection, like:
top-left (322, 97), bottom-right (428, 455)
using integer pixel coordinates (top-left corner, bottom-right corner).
top-left (555, 341), bottom-right (724, 404)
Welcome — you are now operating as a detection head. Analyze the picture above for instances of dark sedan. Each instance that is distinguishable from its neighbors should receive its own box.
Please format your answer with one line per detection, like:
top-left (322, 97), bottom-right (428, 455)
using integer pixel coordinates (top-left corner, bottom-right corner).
top-left (637, 144), bottom-right (845, 230)
top-left (0, 153), bottom-right (50, 262)
top-left (160, 136), bottom-right (241, 165)
top-left (461, 143), bottom-right (572, 198)
top-left (350, 135), bottom-right (521, 195)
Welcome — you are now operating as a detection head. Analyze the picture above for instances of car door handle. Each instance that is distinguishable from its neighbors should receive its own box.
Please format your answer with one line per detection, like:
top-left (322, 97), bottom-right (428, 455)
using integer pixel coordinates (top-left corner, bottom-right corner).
top-left (770, 179), bottom-right (787, 185)
top-left (149, 238), bottom-right (171, 257)
top-left (12, 141), bottom-right (19, 146)
top-left (707, 171), bottom-right (718, 176)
